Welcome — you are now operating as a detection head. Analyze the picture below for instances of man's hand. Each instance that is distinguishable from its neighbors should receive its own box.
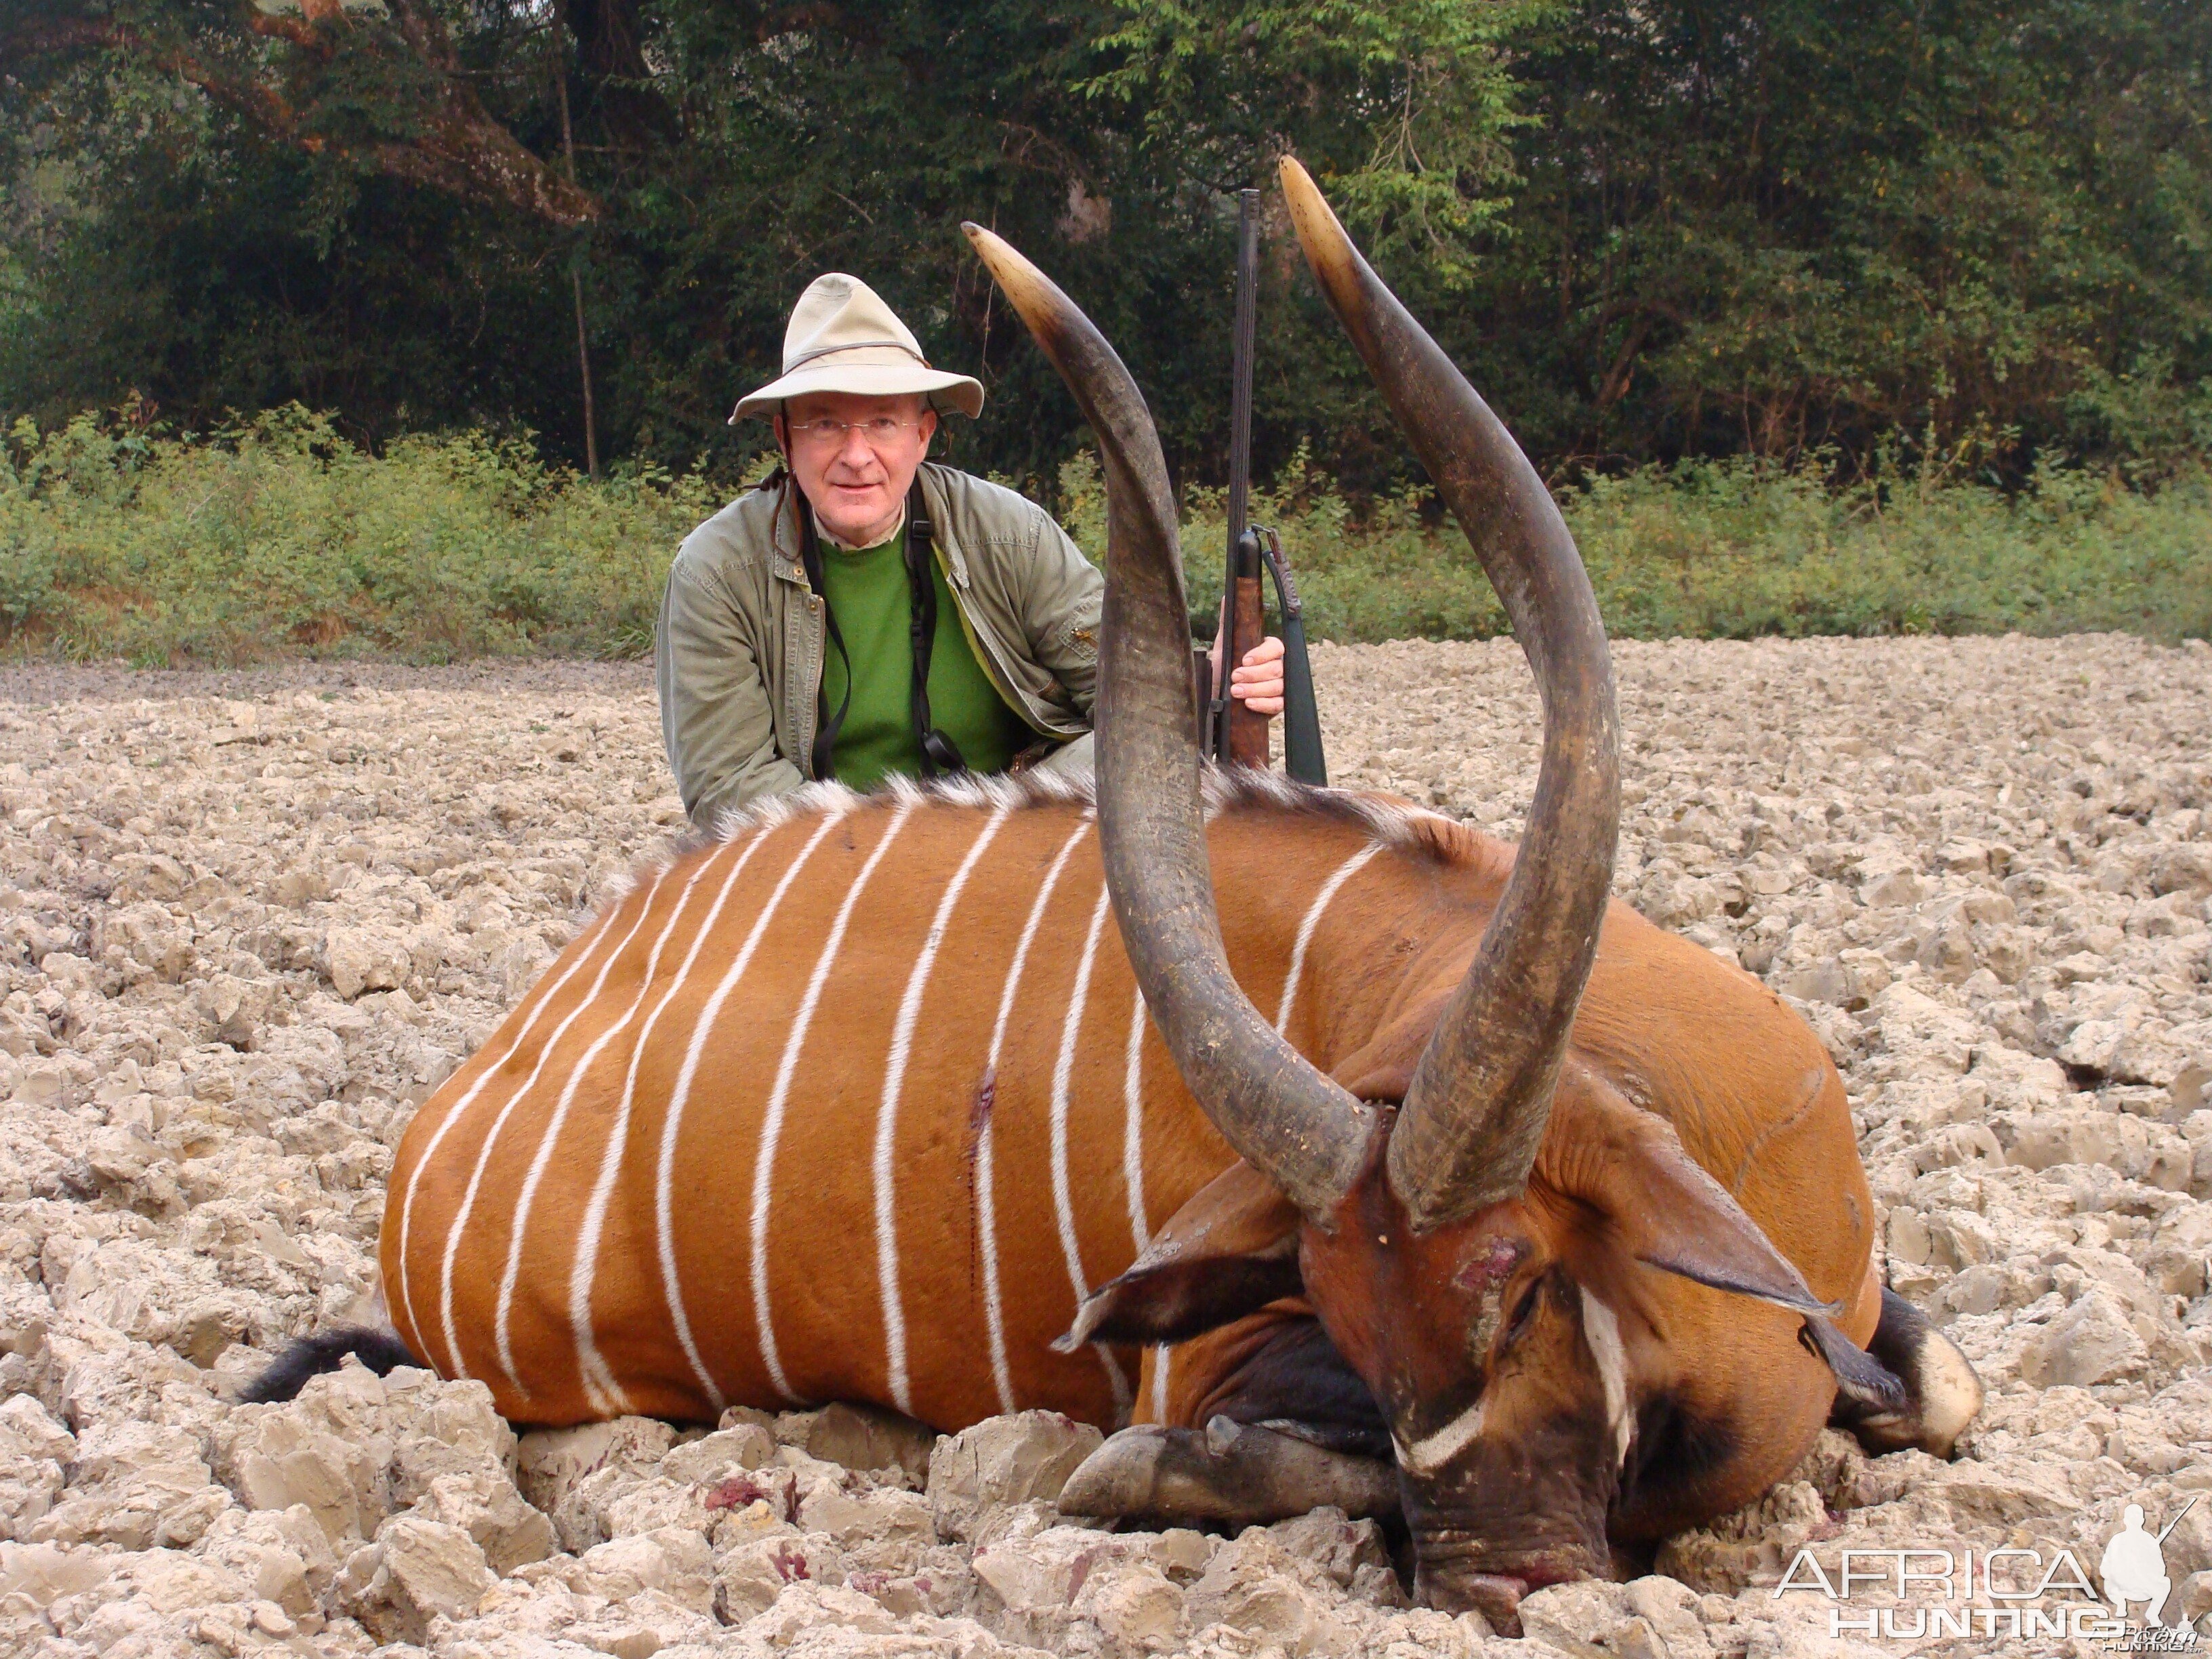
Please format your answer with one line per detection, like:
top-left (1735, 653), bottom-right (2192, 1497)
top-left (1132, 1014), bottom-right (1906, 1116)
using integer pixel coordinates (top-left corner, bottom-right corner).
top-left (1208, 630), bottom-right (1287, 718)
top-left (1231, 635), bottom-right (1286, 716)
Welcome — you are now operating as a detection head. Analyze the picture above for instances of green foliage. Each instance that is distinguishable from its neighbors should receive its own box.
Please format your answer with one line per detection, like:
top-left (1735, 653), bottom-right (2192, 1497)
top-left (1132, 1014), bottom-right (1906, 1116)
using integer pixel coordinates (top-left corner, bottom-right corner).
top-left (1084, 0), bottom-right (1540, 280)
top-left (0, 1), bottom-right (596, 452)
top-left (1559, 459), bottom-right (2212, 644)
top-left (9, 0), bottom-right (2205, 496)
top-left (1460, 0), bottom-right (2212, 478)
top-left (5, 0), bottom-right (2211, 651)
top-left (1010, 443), bottom-right (2211, 650)
top-left (3, 415), bottom-right (2201, 666)
top-left (0, 407), bottom-right (731, 665)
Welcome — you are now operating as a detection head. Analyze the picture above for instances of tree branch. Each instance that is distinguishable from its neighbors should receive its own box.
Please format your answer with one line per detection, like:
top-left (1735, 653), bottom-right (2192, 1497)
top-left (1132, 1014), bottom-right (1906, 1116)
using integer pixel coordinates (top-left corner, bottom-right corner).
top-left (3, 1), bottom-right (599, 227)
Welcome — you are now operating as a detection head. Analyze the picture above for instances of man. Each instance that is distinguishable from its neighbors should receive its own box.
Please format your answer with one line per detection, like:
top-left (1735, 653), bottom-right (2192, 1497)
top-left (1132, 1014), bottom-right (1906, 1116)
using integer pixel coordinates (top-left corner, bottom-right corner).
top-left (657, 272), bottom-right (1284, 831)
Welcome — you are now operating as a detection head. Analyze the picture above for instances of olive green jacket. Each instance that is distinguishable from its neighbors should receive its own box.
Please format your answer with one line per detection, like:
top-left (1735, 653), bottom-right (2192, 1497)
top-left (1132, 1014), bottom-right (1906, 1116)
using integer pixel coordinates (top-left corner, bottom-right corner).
top-left (656, 464), bottom-right (1103, 830)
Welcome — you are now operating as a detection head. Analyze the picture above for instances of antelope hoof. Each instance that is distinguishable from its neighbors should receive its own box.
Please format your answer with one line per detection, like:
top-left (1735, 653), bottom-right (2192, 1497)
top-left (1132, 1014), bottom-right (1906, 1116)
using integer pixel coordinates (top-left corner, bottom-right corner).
top-left (1058, 1416), bottom-right (1399, 1530)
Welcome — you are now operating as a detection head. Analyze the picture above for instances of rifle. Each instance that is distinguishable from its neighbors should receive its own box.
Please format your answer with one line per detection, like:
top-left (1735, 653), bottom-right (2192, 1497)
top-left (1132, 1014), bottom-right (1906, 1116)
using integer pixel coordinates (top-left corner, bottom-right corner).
top-left (1200, 188), bottom-right (1328, 785)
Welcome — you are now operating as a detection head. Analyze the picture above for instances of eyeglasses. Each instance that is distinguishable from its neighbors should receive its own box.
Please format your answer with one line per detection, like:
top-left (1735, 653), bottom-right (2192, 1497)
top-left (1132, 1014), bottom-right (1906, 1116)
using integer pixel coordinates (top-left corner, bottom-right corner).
top-left (785, 415), bottom-right (926, 448)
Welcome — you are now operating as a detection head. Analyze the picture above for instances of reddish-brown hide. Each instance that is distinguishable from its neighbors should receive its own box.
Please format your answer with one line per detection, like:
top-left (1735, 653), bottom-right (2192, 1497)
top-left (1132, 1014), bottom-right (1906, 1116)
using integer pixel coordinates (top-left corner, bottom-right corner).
top-left (383, 775), bottom-right (1872, 1470)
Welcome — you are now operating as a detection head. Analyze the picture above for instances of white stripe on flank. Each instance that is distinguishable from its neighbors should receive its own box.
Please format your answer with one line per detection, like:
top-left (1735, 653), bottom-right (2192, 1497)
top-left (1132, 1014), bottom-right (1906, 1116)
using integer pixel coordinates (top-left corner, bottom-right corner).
top-left (491, 855), bottom-right (699, 1395)
top-left (1273, 842), bottom-right (1382, 1033)
top-left (750, 800), bottom-right (918, 1402)
top-left (1154, 1344), bottom-right (1173, 1425)
top-left (977, 813), bottom-right (1093, 1414)
top-left (876, 804), bottom-right (1010, 1415)
top-left (1052, 884), bottom-right (1114, 1391)
top-left (1122, 991), bottom-right (1151, 1254)
top-left (390, 899), bottom-right (626, 1362)
top-left (562, 825), bottom-right (777, 1415)
top-left (435, 882), bottom-right (661, 1381)
top-left (655, 806), bottom-right (851, 1410)
top-left (1396, 1397), bottom-right (1488, 1474)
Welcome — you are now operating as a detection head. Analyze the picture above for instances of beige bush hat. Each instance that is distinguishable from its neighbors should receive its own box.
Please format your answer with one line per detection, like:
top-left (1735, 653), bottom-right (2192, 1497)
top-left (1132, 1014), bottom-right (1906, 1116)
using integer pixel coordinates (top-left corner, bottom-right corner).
top-left (731, 272), bottom-right (984, 424)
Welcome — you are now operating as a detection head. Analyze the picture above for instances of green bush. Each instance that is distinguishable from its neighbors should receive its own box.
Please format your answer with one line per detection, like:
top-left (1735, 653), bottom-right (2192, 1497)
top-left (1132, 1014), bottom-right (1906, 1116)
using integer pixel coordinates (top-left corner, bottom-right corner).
top-left (0, 409), bottom-right (724, 664)
top-left (1127, 450), bottom-right (2211, 646)
top-left (2, 410), bottom-right (2204, 668)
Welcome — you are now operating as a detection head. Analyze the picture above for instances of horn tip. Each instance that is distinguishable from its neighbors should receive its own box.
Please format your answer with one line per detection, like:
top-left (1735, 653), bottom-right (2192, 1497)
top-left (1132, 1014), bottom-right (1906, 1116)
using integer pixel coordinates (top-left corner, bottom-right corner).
top-left (1277, 158), bottom-right (1355, 287)
top-left (967, 238), bottom-right (1070, 355)
top-left (965, 223), bottom-right (1027, 272)
top-left (1277, 155), bottom-right (1326, 215)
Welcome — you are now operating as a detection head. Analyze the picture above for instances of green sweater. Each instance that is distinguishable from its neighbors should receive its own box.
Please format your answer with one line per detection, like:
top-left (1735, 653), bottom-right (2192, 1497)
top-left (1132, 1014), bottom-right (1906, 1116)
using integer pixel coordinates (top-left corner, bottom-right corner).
top-left (817, 526), bottom-right (1033, 791)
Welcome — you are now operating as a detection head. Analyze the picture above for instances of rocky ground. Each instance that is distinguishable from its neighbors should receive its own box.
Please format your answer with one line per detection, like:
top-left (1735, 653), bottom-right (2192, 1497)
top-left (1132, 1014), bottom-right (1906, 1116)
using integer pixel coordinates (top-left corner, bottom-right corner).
top-left (0, 634), bottom-right (2208, 1659)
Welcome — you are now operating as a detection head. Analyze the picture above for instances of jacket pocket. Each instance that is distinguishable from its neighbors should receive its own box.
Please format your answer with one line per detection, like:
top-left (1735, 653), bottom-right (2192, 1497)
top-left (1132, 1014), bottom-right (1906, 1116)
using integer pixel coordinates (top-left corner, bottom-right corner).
top-left (1046, 594), bottom-right (1103, 665)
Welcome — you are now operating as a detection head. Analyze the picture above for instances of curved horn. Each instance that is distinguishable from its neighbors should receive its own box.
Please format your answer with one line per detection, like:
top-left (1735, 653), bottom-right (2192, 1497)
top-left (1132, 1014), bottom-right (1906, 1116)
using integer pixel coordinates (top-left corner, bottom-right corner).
top-left (962, 222), bottom-right (1376, 1224)
top-left (1278, 157), bottom-right (1620, 1230)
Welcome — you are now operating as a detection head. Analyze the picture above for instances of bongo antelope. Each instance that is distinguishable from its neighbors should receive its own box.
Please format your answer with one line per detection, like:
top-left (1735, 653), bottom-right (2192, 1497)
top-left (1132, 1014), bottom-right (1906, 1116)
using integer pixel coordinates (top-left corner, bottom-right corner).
top-left (256, 161), bottom-right (1980, 1633)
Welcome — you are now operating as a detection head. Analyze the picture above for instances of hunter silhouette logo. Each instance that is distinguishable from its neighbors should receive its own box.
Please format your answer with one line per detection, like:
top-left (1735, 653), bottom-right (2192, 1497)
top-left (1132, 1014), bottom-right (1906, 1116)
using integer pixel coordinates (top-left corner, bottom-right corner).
top-left (2102, 1497), bottom-right (2198, 1632)
top-left (1772, 1491), bottom-right (2205, 1647)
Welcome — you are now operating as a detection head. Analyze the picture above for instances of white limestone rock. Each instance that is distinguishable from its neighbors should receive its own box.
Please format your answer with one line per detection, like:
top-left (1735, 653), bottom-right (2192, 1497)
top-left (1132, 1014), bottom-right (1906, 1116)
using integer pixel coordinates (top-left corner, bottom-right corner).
top-left (1183, 1526), bottom-right (1366, 1657)
top-left (333, 1513), bottom-right (497, 1645)
top-left (802, 1401), bottom-right (937, 1485)
top-left (2020, 1288), bottom-right (2156, 1388)
top-left (211, 1363), bottom-right (398, 1546)
top-left (562, 1524), bottom-right (715, 1616)
top-left (26, 1420), bottom-right (230, 1551)
top-left (319, 927), bottom-right (413, 1001)
top-left (516, 1414), bottom-right (679, 1518)
top-left (797, 1480), bottom-right (935, 1550)
top-left (406, 1469), bottom-right (556, 1576)
top-left (0, 1394), bottom-right (73, 1540)
top-left (191, 1500), bottom-right (336, 1616)
top-left (714, 1530), bottom-right (848, 1623)
top-left (662, 1421), bottom-right (776, 1486)
top-left (926, 1413), bottom-right (1103, 1544)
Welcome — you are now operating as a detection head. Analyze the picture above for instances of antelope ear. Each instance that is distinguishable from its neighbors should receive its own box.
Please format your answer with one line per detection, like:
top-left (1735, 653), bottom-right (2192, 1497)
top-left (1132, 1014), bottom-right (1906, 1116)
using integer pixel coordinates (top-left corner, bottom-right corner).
top-left (1545, 1080), bottom-right (1842, 1318)
top-left (1057, 1161), bottom-right (1303, 1351)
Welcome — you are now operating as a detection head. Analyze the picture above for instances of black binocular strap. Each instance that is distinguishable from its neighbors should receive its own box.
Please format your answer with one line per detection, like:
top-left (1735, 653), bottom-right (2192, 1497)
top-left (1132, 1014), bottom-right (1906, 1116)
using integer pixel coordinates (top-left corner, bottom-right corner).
top-left (900, 484), bottom-right (968, 779)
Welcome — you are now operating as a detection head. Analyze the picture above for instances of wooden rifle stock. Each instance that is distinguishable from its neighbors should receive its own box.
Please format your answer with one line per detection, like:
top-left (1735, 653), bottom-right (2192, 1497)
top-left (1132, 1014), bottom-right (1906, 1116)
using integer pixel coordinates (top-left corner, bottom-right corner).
top-left (1223, 533), bottom-right (1269, 765)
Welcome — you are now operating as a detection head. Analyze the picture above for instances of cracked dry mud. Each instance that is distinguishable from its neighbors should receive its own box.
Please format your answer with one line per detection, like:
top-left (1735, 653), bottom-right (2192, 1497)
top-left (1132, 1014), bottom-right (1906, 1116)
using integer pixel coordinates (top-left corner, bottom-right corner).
top-left (1, 634), bottom-right (2209, 1659)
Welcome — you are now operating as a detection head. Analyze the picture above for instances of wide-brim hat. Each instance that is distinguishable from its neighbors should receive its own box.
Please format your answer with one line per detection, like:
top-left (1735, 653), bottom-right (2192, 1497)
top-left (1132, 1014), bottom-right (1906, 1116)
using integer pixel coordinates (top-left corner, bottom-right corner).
top-left (731, 272), bottom-right (984, 424)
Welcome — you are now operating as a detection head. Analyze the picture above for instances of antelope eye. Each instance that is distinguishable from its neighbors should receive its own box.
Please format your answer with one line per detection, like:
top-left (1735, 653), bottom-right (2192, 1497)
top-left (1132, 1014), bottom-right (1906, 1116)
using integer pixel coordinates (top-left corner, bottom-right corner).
top-left (1500, 1280), bottom-right (1542, 1351)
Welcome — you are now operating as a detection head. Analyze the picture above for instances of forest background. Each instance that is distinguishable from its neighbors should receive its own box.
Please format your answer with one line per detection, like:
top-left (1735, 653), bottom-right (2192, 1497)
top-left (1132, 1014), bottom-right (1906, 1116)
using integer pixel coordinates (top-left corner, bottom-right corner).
top-left (1, 0), bottom-right (2207, 660)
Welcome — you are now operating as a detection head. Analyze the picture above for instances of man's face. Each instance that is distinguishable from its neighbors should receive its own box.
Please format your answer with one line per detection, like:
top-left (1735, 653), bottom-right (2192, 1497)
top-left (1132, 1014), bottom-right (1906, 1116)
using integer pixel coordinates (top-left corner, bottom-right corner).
top-left (778, 390), bottom-right (938, 546)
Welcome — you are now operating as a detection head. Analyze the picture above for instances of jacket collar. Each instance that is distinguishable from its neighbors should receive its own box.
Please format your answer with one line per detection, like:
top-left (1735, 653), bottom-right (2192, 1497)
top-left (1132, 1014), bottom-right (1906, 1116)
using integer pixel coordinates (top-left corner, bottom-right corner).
top-left (915, 464), bottom-right (971, 588)
top-left (770, 476), bottom-right (808, 585)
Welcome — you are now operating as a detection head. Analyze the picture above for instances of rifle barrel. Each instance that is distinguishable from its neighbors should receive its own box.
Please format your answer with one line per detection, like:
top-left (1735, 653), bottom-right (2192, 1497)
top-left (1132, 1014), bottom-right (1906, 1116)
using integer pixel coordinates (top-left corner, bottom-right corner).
top-left (1214, 188), bottom-right (1270, 766)
top-left (1227, 188), bottom-right (1260, 548)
